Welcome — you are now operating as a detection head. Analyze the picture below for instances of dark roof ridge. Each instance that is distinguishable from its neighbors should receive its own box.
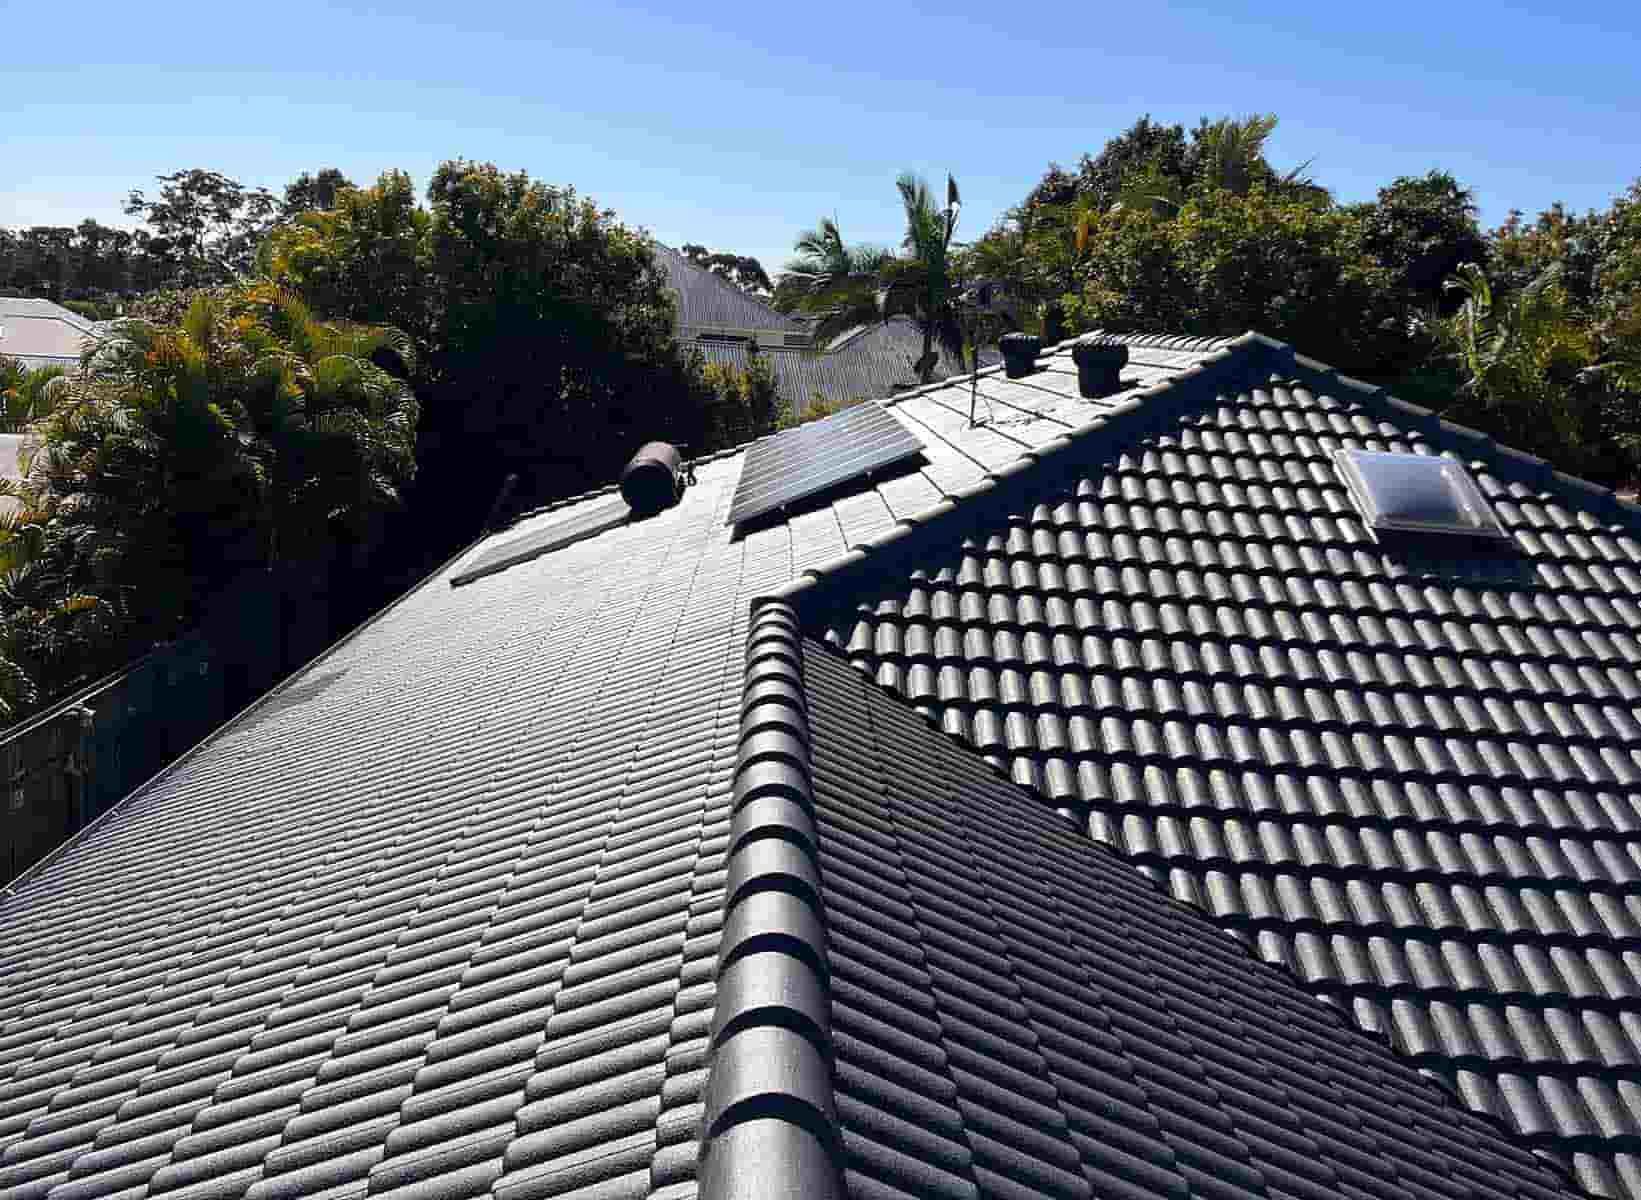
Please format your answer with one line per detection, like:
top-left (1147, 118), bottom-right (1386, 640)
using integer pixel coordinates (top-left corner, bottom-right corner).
top-left (767, 330), bottom-right (1271, 610)
top-left (698, 600), bottom-right (844, 1200)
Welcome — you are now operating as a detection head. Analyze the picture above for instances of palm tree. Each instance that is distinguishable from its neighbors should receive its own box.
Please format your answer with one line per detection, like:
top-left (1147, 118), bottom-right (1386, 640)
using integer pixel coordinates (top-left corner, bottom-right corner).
top-left (0, 358), bottom-right (70, 432)
top-left (1439, 262), bottom-right (1607, 472)
top-left (782, 173), bottom-right (966, 384)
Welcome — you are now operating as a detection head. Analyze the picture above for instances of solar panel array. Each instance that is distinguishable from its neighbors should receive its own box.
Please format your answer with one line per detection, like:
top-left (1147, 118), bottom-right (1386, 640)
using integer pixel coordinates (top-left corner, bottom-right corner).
top-left (725, 402), bottom-right (923, 526)
top-left (451, 498), bottom-right (630, 586)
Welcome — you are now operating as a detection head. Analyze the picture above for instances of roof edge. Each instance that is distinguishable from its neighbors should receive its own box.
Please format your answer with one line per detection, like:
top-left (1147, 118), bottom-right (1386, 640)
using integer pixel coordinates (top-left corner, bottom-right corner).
top-left (697, 600), bottom-right (844, 1200)
top-left (1286, 353), bottom-right (1641, 529)
top-left (0, 528), bottom-right (495, 903)
top-left (766, 331), bottom-right (1272, 611)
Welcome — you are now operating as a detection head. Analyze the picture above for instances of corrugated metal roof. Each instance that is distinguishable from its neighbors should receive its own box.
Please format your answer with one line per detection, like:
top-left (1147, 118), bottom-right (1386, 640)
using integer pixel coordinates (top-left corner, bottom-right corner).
top-left (652, 245), bottom-right (804, 335)
top-left (700, 319), bottom-right (994, 415)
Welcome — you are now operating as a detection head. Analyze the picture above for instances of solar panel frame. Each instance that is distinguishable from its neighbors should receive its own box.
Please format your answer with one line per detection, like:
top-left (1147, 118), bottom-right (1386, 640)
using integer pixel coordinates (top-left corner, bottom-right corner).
top-left (451, 497), bottom-right (631, 586)
top-left (725, 402), bottom-right (924, 527)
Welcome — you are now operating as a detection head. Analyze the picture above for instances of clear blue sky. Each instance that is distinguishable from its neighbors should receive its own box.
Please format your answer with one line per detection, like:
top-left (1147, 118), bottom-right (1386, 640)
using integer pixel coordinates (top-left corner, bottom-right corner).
top-left (4, 0), bottom-right (1638, 274)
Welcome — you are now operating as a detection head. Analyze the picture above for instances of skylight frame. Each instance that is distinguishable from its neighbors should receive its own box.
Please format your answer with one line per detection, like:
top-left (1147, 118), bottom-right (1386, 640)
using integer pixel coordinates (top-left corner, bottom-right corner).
top-left (1333, 448), bottom-right (1511, 542)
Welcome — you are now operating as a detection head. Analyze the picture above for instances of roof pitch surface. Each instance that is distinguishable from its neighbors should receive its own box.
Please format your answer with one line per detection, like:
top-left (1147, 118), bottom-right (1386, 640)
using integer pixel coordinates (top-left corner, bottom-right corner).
top-left (0, 331), bottom-right (1626, 1200)
top-left (802, 341), bottom-right (1641, 1197)
top-left (801, 626), bottom-right (1584, 1200)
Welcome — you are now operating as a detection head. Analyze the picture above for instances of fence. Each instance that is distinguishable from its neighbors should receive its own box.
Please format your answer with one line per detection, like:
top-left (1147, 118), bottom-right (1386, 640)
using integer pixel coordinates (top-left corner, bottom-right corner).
top-left (1, 568), bottom-right (330, 886)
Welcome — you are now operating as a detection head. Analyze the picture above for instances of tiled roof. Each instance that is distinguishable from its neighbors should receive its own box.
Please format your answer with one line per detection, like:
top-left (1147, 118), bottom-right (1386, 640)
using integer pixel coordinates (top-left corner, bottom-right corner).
top-left (790, 334), bottom-right (1641, 1197)
top-left (0, 330), bottom-right (1629, 1200)
top-left (796, 609), bottom-right (1583, 1200)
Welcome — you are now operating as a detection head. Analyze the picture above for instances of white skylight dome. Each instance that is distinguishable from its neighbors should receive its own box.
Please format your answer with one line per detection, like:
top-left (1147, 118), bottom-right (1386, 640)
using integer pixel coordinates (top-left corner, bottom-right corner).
top-left (1334, 448), bottom-right (1510, 540)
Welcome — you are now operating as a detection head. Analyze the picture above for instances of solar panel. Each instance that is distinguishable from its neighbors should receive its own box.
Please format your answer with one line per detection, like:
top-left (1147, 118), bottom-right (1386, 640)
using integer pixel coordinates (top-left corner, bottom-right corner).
top-left (725, 402), bottom-right (923, 527)
top-left (451, 498), bottom-right (630, 586)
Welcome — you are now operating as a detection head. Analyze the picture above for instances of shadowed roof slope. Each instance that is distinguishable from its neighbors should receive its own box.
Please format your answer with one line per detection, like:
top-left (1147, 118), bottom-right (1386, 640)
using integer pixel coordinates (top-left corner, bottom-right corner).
top-left (790, 336), bottom-right (1641, 1197)
top-left (798, 617), bottom-right (1583, 1200)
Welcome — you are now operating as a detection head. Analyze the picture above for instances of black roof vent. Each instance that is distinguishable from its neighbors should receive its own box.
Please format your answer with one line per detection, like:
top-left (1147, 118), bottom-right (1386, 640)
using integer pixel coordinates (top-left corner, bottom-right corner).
top-left (999, 332), bottom-right (1042, 379)
top-left (1072, 333), bottom-right (1129, 397)
top-left (620, 441), bottom-right (685, 517)
top-left (1334, 449), bottom-right (1509, 540)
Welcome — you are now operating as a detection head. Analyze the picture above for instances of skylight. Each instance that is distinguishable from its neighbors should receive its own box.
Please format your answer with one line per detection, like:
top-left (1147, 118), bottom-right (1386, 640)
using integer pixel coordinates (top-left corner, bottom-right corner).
top-left (1334, 449), bottom-right (1509, 540)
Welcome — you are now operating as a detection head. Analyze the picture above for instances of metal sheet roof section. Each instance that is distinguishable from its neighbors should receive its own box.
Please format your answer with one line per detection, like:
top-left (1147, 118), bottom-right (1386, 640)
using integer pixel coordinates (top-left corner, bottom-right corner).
top-left (450, 496), bottom-right (631, 586)
top-left (799, 343), bottom-right (1641, 1197)
top-left (725, 403), bottom-right (923, 527)
top-left (800, 632), bottom-right (1587, 1200)
top-left (652, 246), bottom-right (806, 336)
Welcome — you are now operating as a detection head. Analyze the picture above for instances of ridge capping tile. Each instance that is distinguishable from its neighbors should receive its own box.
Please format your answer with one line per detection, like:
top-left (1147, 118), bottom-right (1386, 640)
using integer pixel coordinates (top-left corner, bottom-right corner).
top-left (698, 601), bottom-right (843, 1200)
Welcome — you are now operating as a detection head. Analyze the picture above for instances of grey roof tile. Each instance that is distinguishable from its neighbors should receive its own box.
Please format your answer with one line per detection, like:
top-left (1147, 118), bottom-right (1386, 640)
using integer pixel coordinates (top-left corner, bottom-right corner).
top-left (5, 331), bottom-right (1618, 1199)
top-left (797, 336), bottom-right (1641, 1189)
top-left (798, 626), bottom-right (1580, 1200)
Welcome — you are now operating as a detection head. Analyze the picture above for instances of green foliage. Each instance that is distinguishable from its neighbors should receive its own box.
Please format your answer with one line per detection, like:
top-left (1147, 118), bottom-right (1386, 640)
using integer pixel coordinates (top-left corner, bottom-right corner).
top-left (1063, 186), bottom-right (1402, 370)
top-left (0, 357), bottom-right (70, 431)
top-left (0, 284), bottom-right (420, 713)
top-left (123, 169), bottom-right (278, 287)
top-left (700, 345), bottom-right (786, 448)
top-left (265, 162), bottom-right (716, 502)
top-left (0, 220), bottom-right (168, 300)
top-left (1355, 171), bottom-right (1488, 310)
top-left (782, 172), bottom-right (965, 383)
top-left (282, 168), bottom-right (356, 217)
top-left (259, 170), bottom-right (428, 337)
top-left (776, 394), bottom-right (864, 430)
top-left (1436, 263), bottom-right (1639, 483)
top-left (681, 244), bottom-right (774, 296)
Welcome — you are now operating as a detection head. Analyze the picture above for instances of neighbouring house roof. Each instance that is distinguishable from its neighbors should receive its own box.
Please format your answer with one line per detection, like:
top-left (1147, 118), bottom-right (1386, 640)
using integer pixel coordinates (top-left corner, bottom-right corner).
top-left (0, 299), bottom-right (96, 371)
top-left (653, 244), bottom-right (806, 338)
top-left (654, 246), bottom-right (990, 413)
top-left (1, 331), bottom-right (1635, 1200)
top-left (698, 318), bottom-right (987, 413)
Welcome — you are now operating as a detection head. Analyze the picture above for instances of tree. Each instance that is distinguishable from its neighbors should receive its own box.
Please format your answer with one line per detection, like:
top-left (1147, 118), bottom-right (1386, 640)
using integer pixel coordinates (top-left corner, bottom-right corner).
top-left (1184, 114), bottom-right (1282, 197)
top-left (259, 169), bottom-right (428, 339)
top-left (282, 168), bottom-right (356, 217)
top-left (782, 172), bottom-right (965, 384)
top-left (420, 160), bottom-right (706, 495)
top-left (124, 169), bottom-right (277, 287)
top-left (681, 243), bottom-right (774, 296)
top-left (0, 356), bottom-right (70, 430)
top-left (1435, 262), bottom-right (1637, 482)
top-left (1074, 116), bottom-right (1189, 212)
top-left (1063, 185), bottom-right (1403, 371)
top-left (6, 285), bottom-right (420, 661)
top-left (1357, 171), bottom-right (1488, 310)
top-left (700, 343), bottom-right (785, 448)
